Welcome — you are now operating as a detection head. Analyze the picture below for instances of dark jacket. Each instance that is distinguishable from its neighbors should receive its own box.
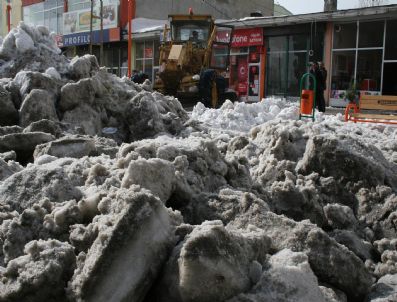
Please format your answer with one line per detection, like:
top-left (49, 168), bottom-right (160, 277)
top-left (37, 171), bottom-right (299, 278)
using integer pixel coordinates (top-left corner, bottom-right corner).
top-left (132, 72), bottom-right (149, 84)
top-left (310, 67), bottom-right (324, 92)
top-left (319, 67), bottom-right (327, 90)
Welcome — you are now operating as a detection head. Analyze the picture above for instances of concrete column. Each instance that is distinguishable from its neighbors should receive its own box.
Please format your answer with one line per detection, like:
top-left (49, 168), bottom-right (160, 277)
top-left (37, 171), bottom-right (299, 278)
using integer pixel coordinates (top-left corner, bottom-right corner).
top-left (324, 0), bottom-right (337, 12)
top-left (323, 22), bottom-right (333, 106)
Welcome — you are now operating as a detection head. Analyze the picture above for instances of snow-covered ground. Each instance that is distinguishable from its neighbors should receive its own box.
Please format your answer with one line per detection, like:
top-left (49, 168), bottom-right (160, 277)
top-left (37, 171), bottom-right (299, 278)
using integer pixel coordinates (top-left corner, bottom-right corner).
top-left (1, 23), bottom-right (397, 302)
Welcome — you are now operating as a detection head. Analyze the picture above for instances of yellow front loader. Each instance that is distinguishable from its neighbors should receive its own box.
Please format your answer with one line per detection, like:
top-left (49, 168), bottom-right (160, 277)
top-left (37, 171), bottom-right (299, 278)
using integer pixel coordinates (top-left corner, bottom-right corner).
top-left (153, 13), bottom-right (237, 107)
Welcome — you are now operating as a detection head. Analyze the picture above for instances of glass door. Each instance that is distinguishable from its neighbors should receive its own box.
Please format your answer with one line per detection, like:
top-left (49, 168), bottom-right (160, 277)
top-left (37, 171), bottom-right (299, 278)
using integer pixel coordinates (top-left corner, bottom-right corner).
top-left (248, 63), bottom-right (260, 102)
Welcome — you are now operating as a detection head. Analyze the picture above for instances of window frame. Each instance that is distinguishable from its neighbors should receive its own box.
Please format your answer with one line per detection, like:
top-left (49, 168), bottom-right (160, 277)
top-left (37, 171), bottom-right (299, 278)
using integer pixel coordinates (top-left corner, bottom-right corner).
top-left (330, 20), bottom-right (388, 96)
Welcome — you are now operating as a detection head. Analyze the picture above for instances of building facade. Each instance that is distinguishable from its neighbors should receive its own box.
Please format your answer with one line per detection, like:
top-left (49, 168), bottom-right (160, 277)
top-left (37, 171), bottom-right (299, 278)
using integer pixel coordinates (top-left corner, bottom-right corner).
top-left (0, 0), bottom-right (22, 37)
top-left (222, 4), bottom-right (397, 104)
top-left (19, 1), bottom-right (397, 105)
top-left (20, 0), bottom-right (274, 81)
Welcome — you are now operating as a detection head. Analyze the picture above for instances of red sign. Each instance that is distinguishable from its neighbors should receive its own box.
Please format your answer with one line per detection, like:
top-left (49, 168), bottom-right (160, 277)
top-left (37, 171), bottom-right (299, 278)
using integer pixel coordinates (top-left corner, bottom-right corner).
top-left (144, 48), bottom-right (153, 58)
top-left (22, 0), bottom-right (43, 7)
top-left (238, 58), bottom-right (247, 82)
top-left (238, 82), bottom-right (247, 94)
top-left (231, 28), bottom-right (263, 48)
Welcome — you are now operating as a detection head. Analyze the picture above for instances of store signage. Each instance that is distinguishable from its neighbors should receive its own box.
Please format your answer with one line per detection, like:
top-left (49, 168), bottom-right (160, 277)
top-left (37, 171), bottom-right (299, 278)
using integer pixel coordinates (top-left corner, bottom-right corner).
top-left (54, 35), bottom-right (63, 48)
top-left (215, 29), bottom-right (232, 43)
top-left (238, 58), bottom-right (248, 82)
top-left (231, 28), bottom-right (263, 47)
top-left (63, 4), bottom-right (118, 35)
top-left (238, 82), bottom-right (247, 94)
top-left (22, 0), bottom-right (43, 7)
top-left (63, 28), bottom-right (120, 47)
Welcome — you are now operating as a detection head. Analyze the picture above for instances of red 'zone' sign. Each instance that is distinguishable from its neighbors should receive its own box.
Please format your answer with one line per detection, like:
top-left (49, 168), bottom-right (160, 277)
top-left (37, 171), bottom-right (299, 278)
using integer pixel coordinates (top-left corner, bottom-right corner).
top-left (231, 28), bottom-right (263, 47)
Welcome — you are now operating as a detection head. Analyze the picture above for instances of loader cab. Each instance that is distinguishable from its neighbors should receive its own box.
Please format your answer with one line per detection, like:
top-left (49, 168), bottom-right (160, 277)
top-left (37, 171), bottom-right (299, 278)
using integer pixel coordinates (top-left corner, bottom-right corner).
top-left (169, 15), bottom-right (214, 47)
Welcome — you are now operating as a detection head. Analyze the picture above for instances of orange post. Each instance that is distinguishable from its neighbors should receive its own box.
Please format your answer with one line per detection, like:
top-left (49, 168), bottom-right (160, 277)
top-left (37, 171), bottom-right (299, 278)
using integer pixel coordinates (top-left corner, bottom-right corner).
top-left (7, 4), bottom-right (12, 33)
top-left (260, 45), bottom-right (266, 100)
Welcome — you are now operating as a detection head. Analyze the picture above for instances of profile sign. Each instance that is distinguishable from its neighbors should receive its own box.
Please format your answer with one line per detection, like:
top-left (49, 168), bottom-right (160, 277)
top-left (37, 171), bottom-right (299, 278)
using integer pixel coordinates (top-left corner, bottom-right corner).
top-left (299, 73), bottom-right (316, 121)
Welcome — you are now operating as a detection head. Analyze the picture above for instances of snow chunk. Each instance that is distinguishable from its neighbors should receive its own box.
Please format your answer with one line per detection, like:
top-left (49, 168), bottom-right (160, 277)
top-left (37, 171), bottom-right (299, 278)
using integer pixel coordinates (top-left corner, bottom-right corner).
top-left (229, 249), bottom-right (326, 302)
top-left (0, 239), bottom-right (76, 301)
top-left (14, 28), bottom-right (35, 53)
top-left (68, 188), bottom-right (180, 302)
top-left (45, 67), bottom-right (61, 80)
top-left (152, 220), bottom-right (270, 302)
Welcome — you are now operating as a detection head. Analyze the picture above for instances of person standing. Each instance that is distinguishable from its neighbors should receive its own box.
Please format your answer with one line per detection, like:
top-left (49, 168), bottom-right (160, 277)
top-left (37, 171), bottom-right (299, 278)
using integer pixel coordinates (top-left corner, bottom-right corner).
top-left (318, 61), bottom-right (327, 112)
top-left (309, 62), bottom-right (325, 113)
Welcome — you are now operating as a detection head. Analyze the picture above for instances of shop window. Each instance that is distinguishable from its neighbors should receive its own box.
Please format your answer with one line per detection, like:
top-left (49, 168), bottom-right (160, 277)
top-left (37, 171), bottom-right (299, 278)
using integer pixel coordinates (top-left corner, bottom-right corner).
top-left (57, 7), bottom-right (63, 34)
top-left (385, 20), bottom-right (397, 60)
top-left (135, 41), bottom-right (155, 82)
top-left (358, 21), bottom-right (384, 48)
top-left (268, 36), bottom-right (286, 52)
top-left (210, 44), bottom-right (229, 69)
top-left (136, 42), bottom-right (144, 59)
top-left (331, 50), bottom-right (356, 90)
top-left (289, 35), bottom-right (307, 52)
top-left (120, 48), bottom-right (128, 77)
top-left (249, 46), bottom-right (261, 63)
top-left (267, 51), bottom-right (287, 96)
top-left (154, 40), bottom-right (160, 66)
top-left (23, 3), bottom-right (44, 26)
top-left (382, 63), bottom-right (397, 95)
top-left (231, 47), bottom-right (248, 55)
top-left (68, 0), bottom-right (91, 12)
top-left (356, 50), bottom-right (382, 92)
top-left (333, 23), bottom-right (357, 49)
top-left (44, 9), bottom-right (58, 33)
top-left (266, 35), bottom-right (310, 97)
top-left (248, 65), bottom-right (260, 97)
top-left (144, 59), bottom-right (153, 81)
top-left (24, 1), bottom-right (64, 34)
top-left (288, 52), bottom-right (308, 97)
top-left (135, 60), bottom-right (143, 73)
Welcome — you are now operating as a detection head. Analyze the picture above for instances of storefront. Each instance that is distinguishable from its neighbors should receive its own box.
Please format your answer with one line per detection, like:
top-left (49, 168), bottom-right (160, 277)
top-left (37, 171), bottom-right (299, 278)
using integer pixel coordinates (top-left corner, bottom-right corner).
top-left (228, 28), bottom-right (264, 102)
top-left (330, 19), bottom-right (397, 106)
top-left (221, 5), bottom-right (397, 105)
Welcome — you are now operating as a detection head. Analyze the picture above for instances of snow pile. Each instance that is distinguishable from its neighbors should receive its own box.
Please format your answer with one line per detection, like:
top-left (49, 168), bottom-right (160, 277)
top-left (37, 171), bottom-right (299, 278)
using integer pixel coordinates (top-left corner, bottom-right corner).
top-left (0, 22), bottom-right (189, 163)
top-left (1, 23), bottom-right (397, 302)
top-left (191, 97), bottom-right (299, 132)
top-left (0, 22), bottom-right (67, 78)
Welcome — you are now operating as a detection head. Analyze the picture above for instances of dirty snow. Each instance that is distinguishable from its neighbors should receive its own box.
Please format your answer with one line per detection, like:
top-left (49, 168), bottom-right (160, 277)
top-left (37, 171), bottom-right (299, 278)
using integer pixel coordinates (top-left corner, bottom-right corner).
top-left (1, 23), bottom-right (397, 302)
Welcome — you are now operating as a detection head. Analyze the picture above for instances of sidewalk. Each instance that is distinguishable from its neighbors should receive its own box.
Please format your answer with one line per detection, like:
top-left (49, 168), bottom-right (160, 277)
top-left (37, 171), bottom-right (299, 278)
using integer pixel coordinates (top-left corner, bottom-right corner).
top-left (325, 107), bottom-right (345, 116)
